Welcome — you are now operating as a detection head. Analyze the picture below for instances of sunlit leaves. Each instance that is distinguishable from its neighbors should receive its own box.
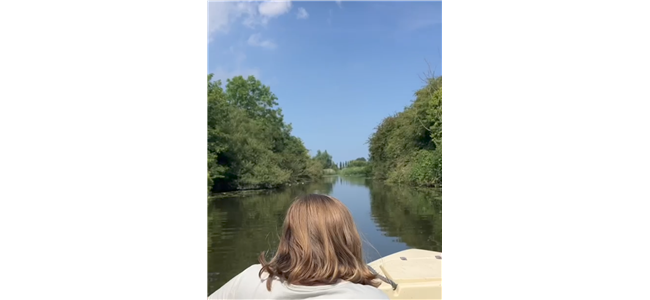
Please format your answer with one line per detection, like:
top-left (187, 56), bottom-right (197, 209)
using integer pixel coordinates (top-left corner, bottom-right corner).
top-left (368, 76), bottom-right (442, 187)
top-left (208, 74), bottom-right (326, 192)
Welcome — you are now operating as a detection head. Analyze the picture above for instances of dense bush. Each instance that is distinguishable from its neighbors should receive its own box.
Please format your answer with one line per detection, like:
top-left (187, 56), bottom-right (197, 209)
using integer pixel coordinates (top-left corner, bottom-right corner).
top-left (323, 168), bottom-right (337, 175)
top-left (208, 74), bottom-right (328, 193)
top-left (338, 166), bottom-right (371, 177)
top-left (368, 76), bottom-right (442, 187)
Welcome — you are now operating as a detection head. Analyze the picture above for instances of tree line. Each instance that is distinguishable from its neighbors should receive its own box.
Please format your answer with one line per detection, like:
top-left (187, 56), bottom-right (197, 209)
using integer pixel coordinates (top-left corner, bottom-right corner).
top-left (208, 74), bottom-right (332, 193)
top-left (337, 157), bottom-right (371, 177)
top-left (313, 150), bottom-right (338, 174)
top-left (367, 76), bottom-right (442, 187)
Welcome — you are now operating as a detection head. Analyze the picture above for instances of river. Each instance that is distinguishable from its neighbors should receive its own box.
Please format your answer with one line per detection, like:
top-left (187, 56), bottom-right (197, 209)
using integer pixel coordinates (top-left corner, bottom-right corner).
top-left (207, 175), bottom-right (442, 295)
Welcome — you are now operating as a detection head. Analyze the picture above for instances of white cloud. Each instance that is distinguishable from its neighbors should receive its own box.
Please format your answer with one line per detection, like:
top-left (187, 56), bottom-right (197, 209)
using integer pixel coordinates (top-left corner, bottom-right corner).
top-left (211, 45), bottom-right (261, 82)
top-left (226, 46), bottom-right (247, 64)
top-left (208, 1), bottom-right (258, 40)
top-left (335, 1), bottom-right (342, 8)
top-left (208, 1), bottom-right (293, 43)
top-left (208, 1), bottom-right (290, 83)
top-left (258, 1), bottom-right (292, 18)
top-left (207, 3), bottom-right (229, 35)
top-left (247, 33), bottom-right (277, 49)
top-left (296, 7), bottom-right (309, 20)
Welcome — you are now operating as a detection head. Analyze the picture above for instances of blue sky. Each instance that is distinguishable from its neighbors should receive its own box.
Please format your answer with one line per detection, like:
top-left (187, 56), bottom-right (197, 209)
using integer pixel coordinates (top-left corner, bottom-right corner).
top-left (208, 1), bottom-right (441, 163)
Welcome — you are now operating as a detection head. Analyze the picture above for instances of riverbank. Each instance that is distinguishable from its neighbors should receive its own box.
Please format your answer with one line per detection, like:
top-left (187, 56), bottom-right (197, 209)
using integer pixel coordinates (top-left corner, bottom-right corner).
top-left (208, 175), bottom-right (341, 200)
top-left (208, 181), bottom-right (313, 199)
top-left (338, 173), bottom-right (443, 190)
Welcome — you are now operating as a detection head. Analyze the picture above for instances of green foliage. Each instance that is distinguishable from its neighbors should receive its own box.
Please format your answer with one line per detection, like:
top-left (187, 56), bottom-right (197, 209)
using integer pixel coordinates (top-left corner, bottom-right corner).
top-left (313, 150), bottom-right (337, 170)
top-left (407, 148), bottom-right (442, 187)
top-left (208, 172), bottom-right (213, 194)
top-left (207, 74), bottom-right (328, 192)
top-left (305, 159), bottom-right (325, 179)
top-left (368, 76), bottom-right (442, 187)
top-left (348, 160), bottom-right (367, 168)
top-left (337, 157), bottom-right (370, 177)
top-left (339, 157), bottom-right (368, 169)
top-left (323, 168), bottom-right (337, 175)
top-left (338, 166), bottom-right (371, 177)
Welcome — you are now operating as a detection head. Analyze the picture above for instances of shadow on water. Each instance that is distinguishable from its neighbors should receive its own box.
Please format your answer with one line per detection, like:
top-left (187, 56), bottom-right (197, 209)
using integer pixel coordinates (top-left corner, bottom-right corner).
top-left (207, 176), bottom-right (441, 295)
top-left (368, 180), bottom-right (442, 252)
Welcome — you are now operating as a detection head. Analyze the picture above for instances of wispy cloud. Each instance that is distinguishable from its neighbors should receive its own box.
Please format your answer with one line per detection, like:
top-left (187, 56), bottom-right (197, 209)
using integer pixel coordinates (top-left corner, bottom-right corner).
top-left (211, 45), bottom-right (261, 82)
top-left (208, 1), bottom-right (292, 82)
top-left (335, 1), bottom-right (342, 8)
top-left (327, 9), bottom-right (332, 25)
top-left (259, 1), bottom-right (292, 18)
top-left (296, 7), bottom-right (309, 20)
top-left (226, 46), bottom-right (247, 65)
top-left (208, 2), bottom-right (256, 38)
top-left (208, 1), bottom-right (293, 43)
top-left (247, 33), bottom-right (277, 49)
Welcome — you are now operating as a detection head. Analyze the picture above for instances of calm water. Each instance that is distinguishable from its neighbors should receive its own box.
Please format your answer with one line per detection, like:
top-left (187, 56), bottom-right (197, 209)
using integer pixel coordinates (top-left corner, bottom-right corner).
top-left (207, 176), bottom-right (442, 295)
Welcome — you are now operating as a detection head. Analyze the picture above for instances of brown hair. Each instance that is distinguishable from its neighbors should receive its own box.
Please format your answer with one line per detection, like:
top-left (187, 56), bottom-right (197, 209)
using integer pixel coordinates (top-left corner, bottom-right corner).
top-left (258, 194), bottom-right (379, 291)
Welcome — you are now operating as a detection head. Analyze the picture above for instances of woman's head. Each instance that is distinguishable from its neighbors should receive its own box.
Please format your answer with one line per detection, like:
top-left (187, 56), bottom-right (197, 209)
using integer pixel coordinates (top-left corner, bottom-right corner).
top-left (259, 194), bottom-right (378, 290)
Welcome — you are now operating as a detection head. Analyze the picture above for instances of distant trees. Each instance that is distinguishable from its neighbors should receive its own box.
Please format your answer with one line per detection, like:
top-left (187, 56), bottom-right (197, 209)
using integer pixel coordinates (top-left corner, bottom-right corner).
top-left (207, 71), bottom-right (442, 191)
top-left (208, 74), bottom-right (328, 193)
top-left (339, 157), bottom-right (368, 169)
top-left (312, 150), bottom-right (338, 175)
top-left (313, 150), bottom-right (337, 170)
top-left (339, 157), bottom-right (371, 177)
top-left (368, 76), bottom-right (442, 187)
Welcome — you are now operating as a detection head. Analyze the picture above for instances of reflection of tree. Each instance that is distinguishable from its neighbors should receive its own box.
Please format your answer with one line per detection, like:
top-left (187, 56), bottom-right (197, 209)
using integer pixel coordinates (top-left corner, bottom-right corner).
top-left (207, 178), bottom-right (442, 295)
top-left (369, 181), bottom-right (442, 252)
top-left (207, 180), bottom-right (334, 294)
top-left (340, 176), bottom-right (372, 187)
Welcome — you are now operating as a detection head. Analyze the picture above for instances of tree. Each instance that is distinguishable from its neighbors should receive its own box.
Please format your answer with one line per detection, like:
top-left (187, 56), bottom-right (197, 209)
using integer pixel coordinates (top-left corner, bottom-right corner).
top-left (208, 74), bottom-right (326, 192)
top-left (313, 150), bottom-right (335, 170)
top-left (367, 75), bottom-right (442, 187)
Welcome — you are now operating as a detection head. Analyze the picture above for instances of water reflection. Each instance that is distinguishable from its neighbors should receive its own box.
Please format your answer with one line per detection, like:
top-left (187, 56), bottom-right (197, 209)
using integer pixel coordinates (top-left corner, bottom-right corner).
top-left (207, 176), bottom-right (441, 295)
top-left (368, 181), bottom-right (442, 252)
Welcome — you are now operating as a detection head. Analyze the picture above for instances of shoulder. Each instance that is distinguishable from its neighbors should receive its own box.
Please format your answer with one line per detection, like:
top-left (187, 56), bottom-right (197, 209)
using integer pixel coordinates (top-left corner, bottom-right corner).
top-left (229, 264), bottom-right (265, 288)
top-left (337, 282), bottom-right (390, 299)
top-left (208, 264), bottom-right (265, 300)
top-left (240, 264), bottom-right (264, 280)
top-left (243, 264), bottom-right (262, 273)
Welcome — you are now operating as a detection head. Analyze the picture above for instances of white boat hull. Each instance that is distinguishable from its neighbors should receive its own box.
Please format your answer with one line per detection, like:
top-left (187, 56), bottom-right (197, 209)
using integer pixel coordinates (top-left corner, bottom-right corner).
top-left (368, 249), bottom-right (442, 300)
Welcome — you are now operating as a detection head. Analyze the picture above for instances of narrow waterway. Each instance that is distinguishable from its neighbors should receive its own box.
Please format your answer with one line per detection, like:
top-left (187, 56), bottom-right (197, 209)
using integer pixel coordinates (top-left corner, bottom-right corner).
top-left (207, 176), bottom-right (442, 295)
